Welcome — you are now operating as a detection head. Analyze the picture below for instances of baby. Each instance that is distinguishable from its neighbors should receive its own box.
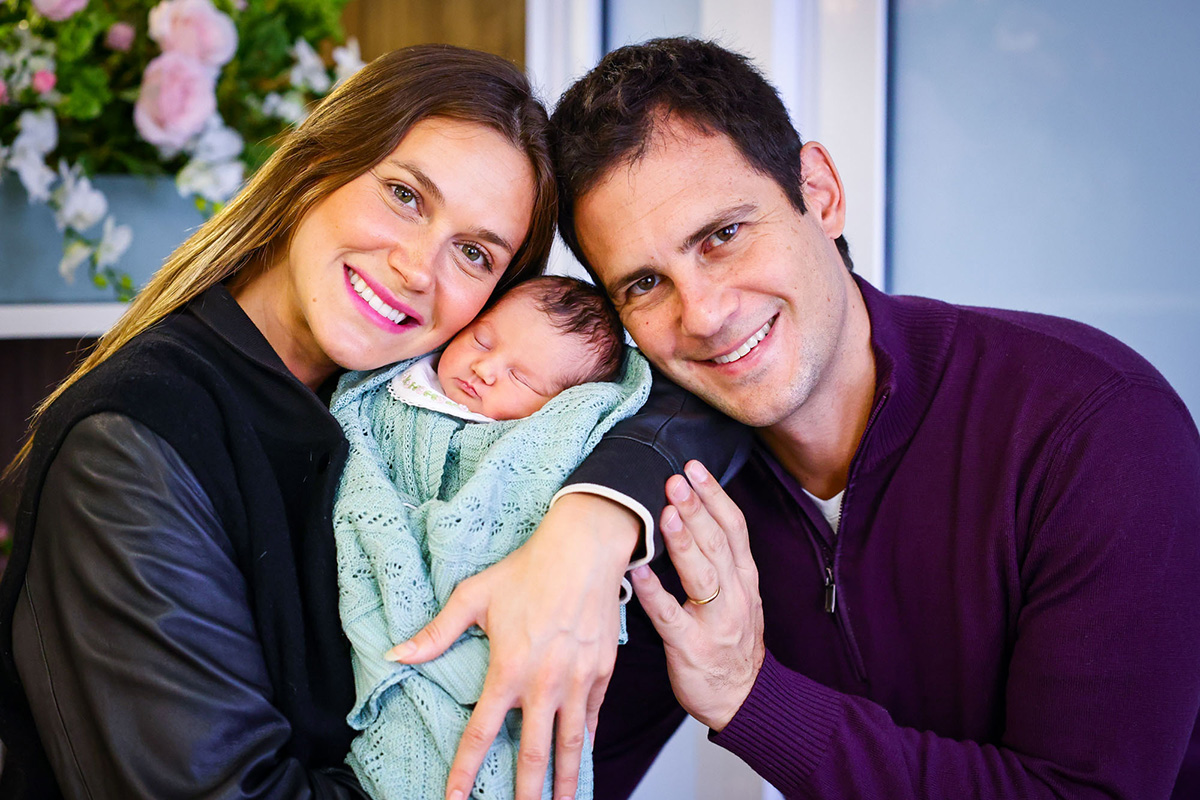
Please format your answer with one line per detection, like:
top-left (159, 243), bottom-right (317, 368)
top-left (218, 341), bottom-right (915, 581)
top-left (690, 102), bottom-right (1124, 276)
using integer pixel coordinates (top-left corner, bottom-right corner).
top-left (331, 276), bottom-right (652, 800)
top-left (401, 275), bottom-right (625, 422)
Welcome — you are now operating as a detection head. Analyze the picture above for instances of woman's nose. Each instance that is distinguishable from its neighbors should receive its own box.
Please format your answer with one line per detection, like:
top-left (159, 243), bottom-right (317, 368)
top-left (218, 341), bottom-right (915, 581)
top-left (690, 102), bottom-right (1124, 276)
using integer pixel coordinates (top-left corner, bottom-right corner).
top-left (387, 236), bottom-right (435, 293)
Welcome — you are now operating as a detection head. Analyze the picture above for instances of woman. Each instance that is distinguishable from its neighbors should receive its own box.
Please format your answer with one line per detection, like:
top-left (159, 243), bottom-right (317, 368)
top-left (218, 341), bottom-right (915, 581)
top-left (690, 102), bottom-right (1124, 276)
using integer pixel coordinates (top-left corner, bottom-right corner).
top-left (0, 45), bottom-right (653, 800)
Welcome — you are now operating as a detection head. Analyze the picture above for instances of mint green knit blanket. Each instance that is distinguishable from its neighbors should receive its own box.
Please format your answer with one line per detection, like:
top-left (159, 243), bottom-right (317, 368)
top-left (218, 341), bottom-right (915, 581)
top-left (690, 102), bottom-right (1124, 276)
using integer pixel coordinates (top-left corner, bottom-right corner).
top-left (331, 350), bottom-right (651, 800)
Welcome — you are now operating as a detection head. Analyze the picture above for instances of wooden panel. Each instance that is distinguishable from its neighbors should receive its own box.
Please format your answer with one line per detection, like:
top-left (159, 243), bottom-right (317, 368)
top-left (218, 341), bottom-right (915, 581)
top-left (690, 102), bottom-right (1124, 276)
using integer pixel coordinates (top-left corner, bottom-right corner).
top-left (343, 0), bottom-right (525, 68)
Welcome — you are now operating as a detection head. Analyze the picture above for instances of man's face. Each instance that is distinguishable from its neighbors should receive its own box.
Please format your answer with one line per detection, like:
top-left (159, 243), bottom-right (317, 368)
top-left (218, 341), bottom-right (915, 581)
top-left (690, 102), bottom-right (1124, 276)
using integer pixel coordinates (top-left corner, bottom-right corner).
top-left (574, 119), bottom-right (854, 430)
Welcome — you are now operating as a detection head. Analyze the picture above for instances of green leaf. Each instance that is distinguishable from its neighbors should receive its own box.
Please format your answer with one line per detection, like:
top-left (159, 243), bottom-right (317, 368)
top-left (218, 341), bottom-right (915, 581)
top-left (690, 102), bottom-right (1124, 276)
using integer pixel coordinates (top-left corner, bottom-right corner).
top-left (59, 66), bottom-right (112, 121)
top-left (93, 273), bottom-right (109, 289)
top-left (56, 14), bottom-right (104, 62)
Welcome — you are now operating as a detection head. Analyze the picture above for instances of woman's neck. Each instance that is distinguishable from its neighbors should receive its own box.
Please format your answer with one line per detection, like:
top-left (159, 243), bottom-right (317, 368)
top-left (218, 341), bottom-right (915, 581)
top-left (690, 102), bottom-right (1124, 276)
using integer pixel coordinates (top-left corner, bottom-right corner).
top-left (230, 262), bottom-right (337, 390)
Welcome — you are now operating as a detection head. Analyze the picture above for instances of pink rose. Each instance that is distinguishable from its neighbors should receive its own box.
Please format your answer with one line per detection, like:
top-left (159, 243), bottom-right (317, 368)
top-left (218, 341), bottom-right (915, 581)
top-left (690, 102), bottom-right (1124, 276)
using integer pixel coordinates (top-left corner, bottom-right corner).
top-left (105, 21), bottom-right (136, 52)
top-left (31, 0), bottom-right (88, 21)
top-left (148, 0), bottom-right (237, 71)
top-left (32, 70), bottom-right (57, 94)
top-left (0, 79), bottom-right (8, 105)
top-left (134, 52), bottom-right (217, 150)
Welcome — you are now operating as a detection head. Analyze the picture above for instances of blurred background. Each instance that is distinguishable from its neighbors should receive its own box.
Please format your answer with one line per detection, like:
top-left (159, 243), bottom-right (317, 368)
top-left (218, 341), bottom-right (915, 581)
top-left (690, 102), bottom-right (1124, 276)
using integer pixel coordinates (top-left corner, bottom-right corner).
top-left (2, 1), bottom-right (1198, 797)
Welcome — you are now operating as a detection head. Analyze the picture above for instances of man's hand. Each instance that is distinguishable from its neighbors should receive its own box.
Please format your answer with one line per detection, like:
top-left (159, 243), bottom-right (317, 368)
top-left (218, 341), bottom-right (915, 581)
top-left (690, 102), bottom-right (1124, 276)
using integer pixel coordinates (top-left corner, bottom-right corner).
top-left (630, 460), bottom-right (765, 731)
top-left (385, 493), bottom-right (640, 800)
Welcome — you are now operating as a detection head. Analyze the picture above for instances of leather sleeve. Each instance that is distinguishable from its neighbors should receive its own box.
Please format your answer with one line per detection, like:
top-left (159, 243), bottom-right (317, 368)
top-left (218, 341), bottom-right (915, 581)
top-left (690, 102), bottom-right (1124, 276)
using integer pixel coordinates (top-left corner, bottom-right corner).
top-left (564, 368), bottom-right (753, 560)
top-left (12, 413), bottom-right (367, 800)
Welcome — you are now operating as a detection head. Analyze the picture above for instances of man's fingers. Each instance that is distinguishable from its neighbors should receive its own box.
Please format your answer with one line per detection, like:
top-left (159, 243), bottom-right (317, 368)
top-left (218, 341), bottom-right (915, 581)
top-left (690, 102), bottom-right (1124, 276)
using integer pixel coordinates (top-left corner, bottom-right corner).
top-left (445, 689), bottom-right (510, 800)
top-left (630, 564), bottom-right (690, 642)
top-left (659, 500), bottom-right (722, 605)
top-left (386, 579), bottom-right (482, 664)
top-left (667, 470), bottom-right (740, 593)
top-left (513, 703), bottom-right (554, 800)
top-left (684, 460), bottom-right (755, 573)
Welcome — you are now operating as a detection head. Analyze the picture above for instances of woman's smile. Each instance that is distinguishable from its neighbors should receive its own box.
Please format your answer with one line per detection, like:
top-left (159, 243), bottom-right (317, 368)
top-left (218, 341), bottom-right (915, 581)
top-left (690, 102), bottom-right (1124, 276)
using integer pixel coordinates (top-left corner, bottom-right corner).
top-left (345, 266), bottom-right (420, 331)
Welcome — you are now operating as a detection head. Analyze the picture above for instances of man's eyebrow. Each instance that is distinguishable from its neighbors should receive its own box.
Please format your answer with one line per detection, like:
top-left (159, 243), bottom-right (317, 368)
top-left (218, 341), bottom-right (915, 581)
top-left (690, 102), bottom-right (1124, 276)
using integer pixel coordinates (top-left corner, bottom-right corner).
top-left (679, 203), bottom-right (757, 252)
top-left (386, 159), bottom-right (516, 255)
top-left (602, 202), bottom-right (759, 296)
top-left (604, 266), bottom-right (654, 297)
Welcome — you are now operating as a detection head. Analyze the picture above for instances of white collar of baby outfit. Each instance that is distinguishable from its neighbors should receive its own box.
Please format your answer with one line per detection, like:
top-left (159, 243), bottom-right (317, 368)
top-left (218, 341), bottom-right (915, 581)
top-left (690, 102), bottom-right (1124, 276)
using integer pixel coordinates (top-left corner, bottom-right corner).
top-left (387, 355), bottom-right (496, 423)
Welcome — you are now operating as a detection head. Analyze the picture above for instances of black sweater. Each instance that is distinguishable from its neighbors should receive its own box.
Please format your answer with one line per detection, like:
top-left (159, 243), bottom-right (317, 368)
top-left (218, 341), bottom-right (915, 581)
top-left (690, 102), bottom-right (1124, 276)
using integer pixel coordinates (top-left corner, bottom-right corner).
top-left (0, 285), bottom-right (748, 798)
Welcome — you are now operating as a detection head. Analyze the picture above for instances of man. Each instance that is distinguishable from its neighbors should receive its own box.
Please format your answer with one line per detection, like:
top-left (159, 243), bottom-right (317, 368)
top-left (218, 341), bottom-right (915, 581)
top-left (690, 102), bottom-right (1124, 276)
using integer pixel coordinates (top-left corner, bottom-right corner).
top-left (549, 38), bottom-right (1200, 798)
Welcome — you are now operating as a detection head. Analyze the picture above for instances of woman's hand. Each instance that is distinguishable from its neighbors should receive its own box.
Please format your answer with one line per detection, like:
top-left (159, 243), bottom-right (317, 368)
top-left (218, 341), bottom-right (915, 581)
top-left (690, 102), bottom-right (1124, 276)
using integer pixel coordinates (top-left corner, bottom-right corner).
top-left (386, 492), bottom-right (640, 800)
top-left (629, 460), bottom-right (765, 732)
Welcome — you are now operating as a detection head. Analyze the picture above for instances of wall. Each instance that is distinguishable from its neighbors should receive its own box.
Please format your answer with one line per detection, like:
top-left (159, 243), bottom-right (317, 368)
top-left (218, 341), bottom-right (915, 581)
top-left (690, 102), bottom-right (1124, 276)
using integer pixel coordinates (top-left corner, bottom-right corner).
top-left (888, 0), bottom-right (1200, 419)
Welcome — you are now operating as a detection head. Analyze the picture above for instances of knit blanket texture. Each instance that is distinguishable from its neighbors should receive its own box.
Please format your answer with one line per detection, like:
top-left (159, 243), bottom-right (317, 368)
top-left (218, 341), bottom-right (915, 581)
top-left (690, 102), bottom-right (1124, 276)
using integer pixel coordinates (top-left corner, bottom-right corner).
top-left (331, 350), bottom-right (651, 800)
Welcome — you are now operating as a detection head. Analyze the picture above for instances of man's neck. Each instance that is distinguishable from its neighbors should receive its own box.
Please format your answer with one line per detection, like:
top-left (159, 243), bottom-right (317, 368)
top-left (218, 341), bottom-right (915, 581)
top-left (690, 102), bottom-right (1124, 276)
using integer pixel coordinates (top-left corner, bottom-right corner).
top-left (758, 282), bottom-right (876, 500)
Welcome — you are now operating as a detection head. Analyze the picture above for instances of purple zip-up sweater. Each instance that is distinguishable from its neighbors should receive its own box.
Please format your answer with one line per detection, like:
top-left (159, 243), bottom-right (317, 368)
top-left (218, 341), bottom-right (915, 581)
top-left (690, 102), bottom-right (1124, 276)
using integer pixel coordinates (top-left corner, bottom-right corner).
top-left (594, 278), bottom-right (1200, 799)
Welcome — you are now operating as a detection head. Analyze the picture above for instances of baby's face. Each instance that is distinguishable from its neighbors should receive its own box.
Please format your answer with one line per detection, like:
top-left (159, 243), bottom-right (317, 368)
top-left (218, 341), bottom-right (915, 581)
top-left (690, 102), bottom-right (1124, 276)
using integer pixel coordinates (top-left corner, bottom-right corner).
top-left (436, 293), bottom-right (594, 420)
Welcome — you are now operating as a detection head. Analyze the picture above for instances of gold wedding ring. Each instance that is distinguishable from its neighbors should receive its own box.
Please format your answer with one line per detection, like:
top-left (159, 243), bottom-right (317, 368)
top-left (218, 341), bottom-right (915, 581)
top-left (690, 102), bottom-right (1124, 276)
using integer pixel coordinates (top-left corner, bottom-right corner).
top-left (687, 585), bottom-right (721, 605)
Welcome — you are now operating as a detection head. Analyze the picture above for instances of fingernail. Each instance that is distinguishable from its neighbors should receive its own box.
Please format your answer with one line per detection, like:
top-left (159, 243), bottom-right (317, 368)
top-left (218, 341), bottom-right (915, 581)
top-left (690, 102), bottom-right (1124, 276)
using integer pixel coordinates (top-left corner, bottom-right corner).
top-left (447, 790), bottom-right (464, 800)
top-left (662, 507), bottom-right (681, 533)
top-left (666, 476), bottom-right (690, 503)
top-left (384, 641), bottom-right (415, 662)
top-left (685, 461), bottom-right (708, 484)
top-left (631, 565), bottom-right (652, 580)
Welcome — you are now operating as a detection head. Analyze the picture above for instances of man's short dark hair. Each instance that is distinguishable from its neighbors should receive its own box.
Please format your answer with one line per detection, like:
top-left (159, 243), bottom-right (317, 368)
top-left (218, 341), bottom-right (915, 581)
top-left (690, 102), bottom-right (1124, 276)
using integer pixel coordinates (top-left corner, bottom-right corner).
top-left (549, 36), bottom-right (853, 275)
top-left (506, 276), bottom-right (625, 384)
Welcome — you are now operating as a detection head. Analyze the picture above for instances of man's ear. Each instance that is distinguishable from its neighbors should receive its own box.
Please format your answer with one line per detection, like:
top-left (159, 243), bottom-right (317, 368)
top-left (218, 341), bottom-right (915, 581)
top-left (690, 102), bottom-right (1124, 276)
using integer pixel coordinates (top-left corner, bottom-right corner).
top-left (799, 141), bottom-right (846, 240)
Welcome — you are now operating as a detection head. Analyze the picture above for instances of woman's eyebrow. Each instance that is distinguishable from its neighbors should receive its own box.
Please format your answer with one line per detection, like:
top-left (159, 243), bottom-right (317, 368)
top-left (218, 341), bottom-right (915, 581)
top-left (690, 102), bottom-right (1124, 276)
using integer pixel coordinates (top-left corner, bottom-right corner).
top-left (387, 159), bottom-right (444, 204)
top-left (386, 159), bottom-right (515, 255)
top-left (469, 227), bottom-right (516, 255)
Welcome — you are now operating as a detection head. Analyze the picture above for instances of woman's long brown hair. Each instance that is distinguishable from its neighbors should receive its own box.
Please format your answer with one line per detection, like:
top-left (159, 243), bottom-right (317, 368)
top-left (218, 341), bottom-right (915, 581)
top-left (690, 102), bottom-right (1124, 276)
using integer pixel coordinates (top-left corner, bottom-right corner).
top-left (4, 44), bottom-right (557, 484)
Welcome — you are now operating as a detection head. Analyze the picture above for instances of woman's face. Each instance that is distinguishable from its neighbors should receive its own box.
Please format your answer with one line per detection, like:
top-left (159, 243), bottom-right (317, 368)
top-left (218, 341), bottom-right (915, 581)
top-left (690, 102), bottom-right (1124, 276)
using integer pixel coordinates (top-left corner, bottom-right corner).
top-left (242, 116), bottom-right (537, 388)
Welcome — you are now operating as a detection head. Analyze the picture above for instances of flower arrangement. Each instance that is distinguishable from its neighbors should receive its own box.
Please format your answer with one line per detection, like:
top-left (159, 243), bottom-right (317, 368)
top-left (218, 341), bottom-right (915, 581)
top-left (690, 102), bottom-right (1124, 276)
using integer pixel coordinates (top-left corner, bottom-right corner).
top-left (0, 0), bottom-right (363, 299)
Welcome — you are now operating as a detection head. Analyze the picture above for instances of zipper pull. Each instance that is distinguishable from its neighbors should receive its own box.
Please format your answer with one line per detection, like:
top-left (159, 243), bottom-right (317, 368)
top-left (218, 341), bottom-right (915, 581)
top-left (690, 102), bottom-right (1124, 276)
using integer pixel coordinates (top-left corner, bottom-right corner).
top-left (824, 566), bottom-right (837, 614)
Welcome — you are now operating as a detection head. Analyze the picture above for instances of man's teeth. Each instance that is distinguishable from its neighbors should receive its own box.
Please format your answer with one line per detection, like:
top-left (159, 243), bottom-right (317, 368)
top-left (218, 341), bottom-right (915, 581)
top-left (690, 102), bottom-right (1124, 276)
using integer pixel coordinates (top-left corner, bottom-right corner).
top-left (712, 318), bottom-right (773, 364)
top-left (348, 269), bottom-right (408, 324)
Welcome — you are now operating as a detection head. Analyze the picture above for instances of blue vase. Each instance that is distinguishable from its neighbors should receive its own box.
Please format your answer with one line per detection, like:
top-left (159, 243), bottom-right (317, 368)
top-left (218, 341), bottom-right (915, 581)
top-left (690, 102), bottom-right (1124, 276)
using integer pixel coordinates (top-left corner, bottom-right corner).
top-left (0, 174), bottom-right (206, 304)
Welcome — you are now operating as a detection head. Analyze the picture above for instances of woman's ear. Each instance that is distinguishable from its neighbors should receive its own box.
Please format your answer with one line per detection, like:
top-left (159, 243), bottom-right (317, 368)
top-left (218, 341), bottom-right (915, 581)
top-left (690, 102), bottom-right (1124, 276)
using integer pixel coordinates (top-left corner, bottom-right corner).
top-left (799, 141), bottom-right (846, 240)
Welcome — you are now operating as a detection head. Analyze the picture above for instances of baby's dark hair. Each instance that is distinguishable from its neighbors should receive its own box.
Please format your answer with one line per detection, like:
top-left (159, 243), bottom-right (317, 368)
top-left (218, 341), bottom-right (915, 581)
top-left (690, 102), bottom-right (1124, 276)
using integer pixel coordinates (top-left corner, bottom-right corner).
top-left (505, 275), bottom-right (625, 384)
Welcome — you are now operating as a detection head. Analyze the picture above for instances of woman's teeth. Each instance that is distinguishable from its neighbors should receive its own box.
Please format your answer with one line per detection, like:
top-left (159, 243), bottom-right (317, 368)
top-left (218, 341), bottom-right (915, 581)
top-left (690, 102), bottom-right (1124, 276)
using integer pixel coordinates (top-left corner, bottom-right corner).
top-left (712, 318), bottom-right (773, 364)
top-left (348, 268), bottom-right (408, 324)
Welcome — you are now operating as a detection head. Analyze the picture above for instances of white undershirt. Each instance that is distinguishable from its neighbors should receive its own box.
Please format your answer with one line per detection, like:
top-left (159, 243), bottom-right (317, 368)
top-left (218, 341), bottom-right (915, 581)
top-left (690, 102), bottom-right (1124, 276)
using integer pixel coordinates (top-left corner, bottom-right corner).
top-left (801, 488), bottom-right (845, 535)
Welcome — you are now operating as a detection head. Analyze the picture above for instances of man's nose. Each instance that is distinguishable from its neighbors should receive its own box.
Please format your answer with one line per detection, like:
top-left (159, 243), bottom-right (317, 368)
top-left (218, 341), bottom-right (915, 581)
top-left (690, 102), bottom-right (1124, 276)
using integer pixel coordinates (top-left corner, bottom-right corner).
top-left (676, 271), bottom-right (733, 340)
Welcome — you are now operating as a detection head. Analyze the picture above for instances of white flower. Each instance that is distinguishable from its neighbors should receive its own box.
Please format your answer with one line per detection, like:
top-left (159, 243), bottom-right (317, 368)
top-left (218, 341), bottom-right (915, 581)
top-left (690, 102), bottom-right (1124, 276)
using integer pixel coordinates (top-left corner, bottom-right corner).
top-left (8, 148), bottom-right (57, 202)
top-left (96, 217), bottom-right (134, 268)
top-left (261, 91), bottom-right (308, 125)
top-left (59, 240), bottom-right (93, 283)
top-left (14, 109), bottom-right (58, 156)
top-left (190, 115), bottom-right (243, 162)
top-left (52, 161), bottom-right (108, 232)
top-left (176, 157), bottom-right (244, 203)
top-left (289, 38), bottom-right (330, 94)
top-left (332, 37), bottom-right (365, 86)
top-left (26, 54), bottom-right (55, 76)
